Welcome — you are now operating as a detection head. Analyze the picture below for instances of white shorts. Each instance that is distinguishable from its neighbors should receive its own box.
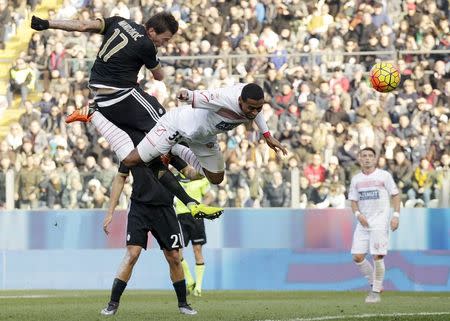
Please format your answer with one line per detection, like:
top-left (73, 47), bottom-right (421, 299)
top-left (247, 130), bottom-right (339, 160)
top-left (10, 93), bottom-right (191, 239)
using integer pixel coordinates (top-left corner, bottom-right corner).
top-left (137, 123), bottom-right (224, 173)
top-left (186, 137), bottom-right (224, 173)
top-left (350, 226), bottom-right (389, 256)
top-left (137, 122), bottom-right (179, 163)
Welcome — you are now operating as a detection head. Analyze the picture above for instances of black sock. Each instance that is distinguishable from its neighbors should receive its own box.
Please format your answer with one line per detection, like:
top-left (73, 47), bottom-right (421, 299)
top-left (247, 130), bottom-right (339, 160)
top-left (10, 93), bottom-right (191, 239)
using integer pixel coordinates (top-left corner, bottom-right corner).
top-left (154, 163), bottom-right (197, 206)
top-left (110, 278), bottom-right (127, 303)
top-left (173, 279), bottom-right (187, 306)
top-left (169, 155), bottom-right (188, 172)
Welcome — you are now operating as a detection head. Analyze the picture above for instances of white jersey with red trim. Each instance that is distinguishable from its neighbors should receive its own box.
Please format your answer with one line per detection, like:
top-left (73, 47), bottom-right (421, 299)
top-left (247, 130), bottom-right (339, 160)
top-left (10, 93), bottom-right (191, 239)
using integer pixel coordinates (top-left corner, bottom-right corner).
top-left (348, 168), bottom-right (399, 229)
top-left (160, 83), bottom-right (268, 143)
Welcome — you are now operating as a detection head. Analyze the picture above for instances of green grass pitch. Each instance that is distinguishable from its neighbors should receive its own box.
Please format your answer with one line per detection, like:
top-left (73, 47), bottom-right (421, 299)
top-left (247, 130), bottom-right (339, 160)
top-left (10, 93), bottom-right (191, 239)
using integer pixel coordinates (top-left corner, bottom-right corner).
top-left (1, 290), bottom-right (449, 321)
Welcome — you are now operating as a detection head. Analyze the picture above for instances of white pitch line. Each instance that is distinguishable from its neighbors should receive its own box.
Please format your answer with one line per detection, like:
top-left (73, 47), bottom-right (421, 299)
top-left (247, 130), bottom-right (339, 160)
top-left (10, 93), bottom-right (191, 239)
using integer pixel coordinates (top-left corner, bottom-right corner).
top-left (0, 295), bottom-right (53, 299)
top-left (257, 311), bottom-right (450, 321)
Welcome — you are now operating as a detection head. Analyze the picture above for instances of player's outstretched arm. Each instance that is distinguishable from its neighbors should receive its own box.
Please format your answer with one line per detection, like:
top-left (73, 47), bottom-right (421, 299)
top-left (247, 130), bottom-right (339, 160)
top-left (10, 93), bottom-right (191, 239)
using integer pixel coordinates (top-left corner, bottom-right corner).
top-left (31, 15), bottom-right (103, 33)
top-left (103, 173), bottom-right (127, 235)
top-left (177, 88), bottom-right (226, 110)
top-left (263, 134), bottom-right (288, 156)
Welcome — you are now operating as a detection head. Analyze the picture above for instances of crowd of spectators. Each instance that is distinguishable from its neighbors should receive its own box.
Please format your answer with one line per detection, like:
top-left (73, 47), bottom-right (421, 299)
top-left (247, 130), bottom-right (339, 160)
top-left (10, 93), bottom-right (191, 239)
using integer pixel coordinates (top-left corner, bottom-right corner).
top-left (0, 0), bottom-right (37, 50)
top-left (1, 0), bottom-right (449, 209)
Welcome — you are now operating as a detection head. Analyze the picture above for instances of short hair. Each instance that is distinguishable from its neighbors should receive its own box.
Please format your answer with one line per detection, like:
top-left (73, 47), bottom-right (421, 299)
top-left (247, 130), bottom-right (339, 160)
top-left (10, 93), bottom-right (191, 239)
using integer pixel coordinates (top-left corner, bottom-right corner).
top-left (359, 147), bottom-right (377, 156)
top-left (145, 12), bottom-right (178, 35)
top-left (241, 83), bottom-right (264, 101)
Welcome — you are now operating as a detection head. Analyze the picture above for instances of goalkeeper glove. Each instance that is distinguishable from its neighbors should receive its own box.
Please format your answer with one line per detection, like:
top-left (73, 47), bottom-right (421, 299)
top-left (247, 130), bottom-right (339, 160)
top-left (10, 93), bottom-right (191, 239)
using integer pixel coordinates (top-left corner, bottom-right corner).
top-left (31, 16), bottom-right (49, 31)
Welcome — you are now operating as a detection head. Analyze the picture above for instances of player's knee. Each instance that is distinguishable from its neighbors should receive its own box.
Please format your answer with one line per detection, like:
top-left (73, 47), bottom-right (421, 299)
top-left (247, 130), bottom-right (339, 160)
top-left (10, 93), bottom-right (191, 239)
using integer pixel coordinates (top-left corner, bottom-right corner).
top-left (125, 248), bottom-right (141, 266)
top-left (166, 250), bottom-right (181, 267)
top-left (122, 150), bottom-right (143, 167)
top-left (352, 254), bottom-right (365, 263)
top-left (122, 156), bottom-right (138, 167)
top-left (206, 172), bottom-right (224, 185)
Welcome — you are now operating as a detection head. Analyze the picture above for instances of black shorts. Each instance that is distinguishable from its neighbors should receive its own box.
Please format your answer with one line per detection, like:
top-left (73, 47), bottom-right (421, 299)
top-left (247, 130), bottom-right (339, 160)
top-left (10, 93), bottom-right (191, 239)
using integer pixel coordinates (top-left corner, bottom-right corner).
top-left (178, 213), bottom-right (207, 246)
top-left (94, 87), bottom-right (165, 145)
top-left (127, 201), bottom-right (183, 251)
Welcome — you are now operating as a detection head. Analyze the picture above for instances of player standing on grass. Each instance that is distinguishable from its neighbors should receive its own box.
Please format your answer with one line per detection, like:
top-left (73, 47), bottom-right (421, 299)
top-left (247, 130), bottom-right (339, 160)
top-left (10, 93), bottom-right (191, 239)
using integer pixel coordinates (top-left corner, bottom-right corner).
top-left (30, 14), bottom-right (222, 219)
top-left (175, 175), bottom-right (213, 297)
top-left (68, 83), bottom-right (287, 185)
top-left (101, 159), bottom-right (197, 316)
top-left (348, 147), bottom-right (401, 303)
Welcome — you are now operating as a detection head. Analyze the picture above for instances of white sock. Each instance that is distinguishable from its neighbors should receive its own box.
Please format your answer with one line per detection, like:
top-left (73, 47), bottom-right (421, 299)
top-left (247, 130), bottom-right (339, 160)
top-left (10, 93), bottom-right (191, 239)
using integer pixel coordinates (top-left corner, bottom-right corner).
top-left (171, 144), bottom-right (205, 176)
top-left (91, 112), bottom-right (134, 161)
top-left (372, 258), bottom-right (385, 293)
top-left (356, 258), bottom-right (374, 286)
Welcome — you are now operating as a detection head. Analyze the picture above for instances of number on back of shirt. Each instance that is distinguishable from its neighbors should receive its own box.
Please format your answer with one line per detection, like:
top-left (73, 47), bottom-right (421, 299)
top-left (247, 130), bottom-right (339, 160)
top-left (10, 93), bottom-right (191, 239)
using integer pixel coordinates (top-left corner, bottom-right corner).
top-left (98, 28), bottom-right (129, 62)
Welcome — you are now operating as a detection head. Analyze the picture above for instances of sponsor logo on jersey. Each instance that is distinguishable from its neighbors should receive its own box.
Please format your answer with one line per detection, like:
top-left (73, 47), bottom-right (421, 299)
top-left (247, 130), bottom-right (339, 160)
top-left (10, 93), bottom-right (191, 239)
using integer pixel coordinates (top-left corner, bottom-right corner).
top-left (359, 190), bottom-right (380, 200)
top-left (215, 121), bottom-right (240, 131)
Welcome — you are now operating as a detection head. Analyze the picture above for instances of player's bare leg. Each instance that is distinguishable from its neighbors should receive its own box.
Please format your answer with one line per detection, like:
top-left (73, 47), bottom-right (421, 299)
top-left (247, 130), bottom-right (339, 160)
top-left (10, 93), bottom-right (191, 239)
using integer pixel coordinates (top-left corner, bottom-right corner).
top-left (163, 249), bottom-right (197, 315)
top-left (101, 245), bottom-right (142, 316)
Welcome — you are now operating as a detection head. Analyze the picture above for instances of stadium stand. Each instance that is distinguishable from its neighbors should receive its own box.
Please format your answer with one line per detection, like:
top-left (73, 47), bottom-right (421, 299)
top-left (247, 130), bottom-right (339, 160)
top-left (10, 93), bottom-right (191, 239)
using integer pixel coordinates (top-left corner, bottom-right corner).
top-left (0, 0), bottom-right (448, 210)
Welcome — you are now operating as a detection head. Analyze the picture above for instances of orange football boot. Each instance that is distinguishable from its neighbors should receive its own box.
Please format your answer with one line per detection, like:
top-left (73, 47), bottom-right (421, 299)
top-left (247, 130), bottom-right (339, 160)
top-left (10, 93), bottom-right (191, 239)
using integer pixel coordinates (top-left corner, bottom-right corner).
top-left (65, 101), bottom-right (97, 123)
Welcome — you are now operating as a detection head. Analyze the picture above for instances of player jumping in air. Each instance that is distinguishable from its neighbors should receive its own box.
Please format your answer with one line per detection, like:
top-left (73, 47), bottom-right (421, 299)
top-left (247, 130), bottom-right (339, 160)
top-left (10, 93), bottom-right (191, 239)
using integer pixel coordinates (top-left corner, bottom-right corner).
top-left (348, 147), bottom-right (401, 303)
top-left (66, 83), bottom-right (288, 185)
top-left (30, 14), bottom-right (222, 219)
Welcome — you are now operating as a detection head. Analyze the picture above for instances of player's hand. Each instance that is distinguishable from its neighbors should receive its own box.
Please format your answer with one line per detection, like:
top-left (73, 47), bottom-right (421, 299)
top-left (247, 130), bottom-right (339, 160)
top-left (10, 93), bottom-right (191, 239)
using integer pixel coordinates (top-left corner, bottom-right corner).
top-left (103, 213), bottom-right (113, 235)
top-left (357, 214), bottom-right (369, 228)
top-left (264, 135), bottom-right (288, 156)
top-left (31, 16), bottom-right (50, 31)
top-left (390, 216), bottom-right (399, 231)
top-left (177, 89), bottom-right (189, 101)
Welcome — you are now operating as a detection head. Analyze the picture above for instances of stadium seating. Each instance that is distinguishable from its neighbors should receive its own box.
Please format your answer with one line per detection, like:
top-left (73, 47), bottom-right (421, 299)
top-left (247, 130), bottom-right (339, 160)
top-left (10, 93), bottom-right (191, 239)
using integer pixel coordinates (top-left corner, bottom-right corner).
top-left (0, 0), bottom-right (448, 209)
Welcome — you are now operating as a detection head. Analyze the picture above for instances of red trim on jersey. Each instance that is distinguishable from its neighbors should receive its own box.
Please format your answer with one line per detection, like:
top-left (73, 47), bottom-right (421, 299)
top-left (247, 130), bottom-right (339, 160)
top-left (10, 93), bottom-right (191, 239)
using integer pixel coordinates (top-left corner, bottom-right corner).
top-left (199, 92), bottom-right (209, 102)
top-left (355, 180), bottom-right (385, 189)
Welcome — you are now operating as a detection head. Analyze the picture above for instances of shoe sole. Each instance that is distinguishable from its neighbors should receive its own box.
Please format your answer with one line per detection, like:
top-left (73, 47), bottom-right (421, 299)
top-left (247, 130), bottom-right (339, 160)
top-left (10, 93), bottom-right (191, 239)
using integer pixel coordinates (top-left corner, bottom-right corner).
top-left (65, 116), bottom-right (91, 124)
top-left (195, 210), bottom-right (223, 220)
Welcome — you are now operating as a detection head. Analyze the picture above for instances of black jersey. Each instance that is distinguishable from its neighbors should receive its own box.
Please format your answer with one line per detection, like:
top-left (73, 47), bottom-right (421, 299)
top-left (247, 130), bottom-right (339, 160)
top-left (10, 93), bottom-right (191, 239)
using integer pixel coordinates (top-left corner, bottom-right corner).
top-left (119, 162), bottom-right (173, 206)
top-left (89, 16), bottom-right (160, 88)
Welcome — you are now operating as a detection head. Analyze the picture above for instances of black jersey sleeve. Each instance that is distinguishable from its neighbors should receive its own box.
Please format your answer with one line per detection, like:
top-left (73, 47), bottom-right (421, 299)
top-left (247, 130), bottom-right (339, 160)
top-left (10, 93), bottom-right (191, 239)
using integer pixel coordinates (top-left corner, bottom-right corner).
top-left (118, 162), bottom-right (130, 176)
top-left (139, 41), bottom-right (160, 70)
top-left (97, 16), bottom-right (125, 35)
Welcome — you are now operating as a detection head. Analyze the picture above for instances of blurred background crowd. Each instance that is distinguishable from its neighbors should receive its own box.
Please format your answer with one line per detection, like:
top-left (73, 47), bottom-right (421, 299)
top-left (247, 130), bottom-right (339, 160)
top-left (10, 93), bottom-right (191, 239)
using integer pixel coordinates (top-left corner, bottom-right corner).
top-left (0, 0), bottom-right (449, 210)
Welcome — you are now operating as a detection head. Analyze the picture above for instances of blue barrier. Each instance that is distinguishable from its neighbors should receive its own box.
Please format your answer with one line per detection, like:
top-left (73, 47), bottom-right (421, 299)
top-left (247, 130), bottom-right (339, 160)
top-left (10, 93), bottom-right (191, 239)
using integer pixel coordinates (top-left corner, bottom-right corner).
top-left (0, 208), bottom-right (449, 290)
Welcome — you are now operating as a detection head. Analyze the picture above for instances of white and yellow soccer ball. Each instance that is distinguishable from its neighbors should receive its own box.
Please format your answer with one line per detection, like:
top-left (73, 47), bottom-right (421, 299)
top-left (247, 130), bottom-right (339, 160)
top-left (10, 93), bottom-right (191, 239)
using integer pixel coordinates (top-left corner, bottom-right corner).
top-left (369, 62), bottom-right (401, 93)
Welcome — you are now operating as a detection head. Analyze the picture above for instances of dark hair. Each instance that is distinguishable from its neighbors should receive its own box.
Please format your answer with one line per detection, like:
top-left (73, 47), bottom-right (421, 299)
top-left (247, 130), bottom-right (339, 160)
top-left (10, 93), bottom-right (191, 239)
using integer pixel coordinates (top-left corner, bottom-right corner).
top-left (241, 83), bottom-right (264, 101)
top-left (145, 12), bottom-right (178, 35)
top-left (359, 147), bottom-right (377, 156)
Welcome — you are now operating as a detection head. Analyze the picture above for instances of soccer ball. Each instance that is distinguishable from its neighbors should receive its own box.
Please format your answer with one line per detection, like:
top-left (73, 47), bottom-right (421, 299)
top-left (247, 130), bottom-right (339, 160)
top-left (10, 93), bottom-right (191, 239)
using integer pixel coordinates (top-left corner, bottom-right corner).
top-left (369, 62), bottom-right (401, 93)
